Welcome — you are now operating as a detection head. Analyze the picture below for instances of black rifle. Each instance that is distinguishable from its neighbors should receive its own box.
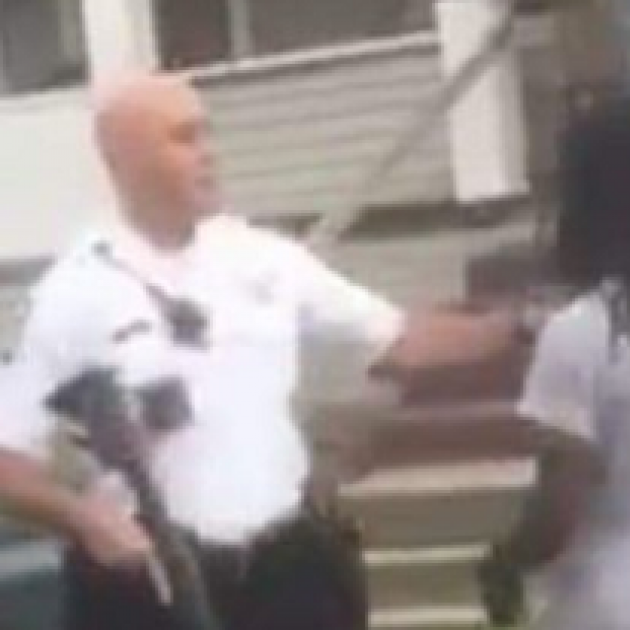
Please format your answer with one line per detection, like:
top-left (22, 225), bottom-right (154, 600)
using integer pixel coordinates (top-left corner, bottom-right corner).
top-left (47, 368), bottom-right (221, 630)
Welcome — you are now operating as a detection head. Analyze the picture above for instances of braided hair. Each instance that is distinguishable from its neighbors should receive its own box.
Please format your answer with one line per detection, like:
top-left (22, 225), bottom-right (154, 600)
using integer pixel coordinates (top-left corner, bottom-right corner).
top-left (557, 96), bottom-right (630, 288)
top-left (556, 96), bottom-right (630, 347)
top-left (478, 97), bottom-right (630, 628)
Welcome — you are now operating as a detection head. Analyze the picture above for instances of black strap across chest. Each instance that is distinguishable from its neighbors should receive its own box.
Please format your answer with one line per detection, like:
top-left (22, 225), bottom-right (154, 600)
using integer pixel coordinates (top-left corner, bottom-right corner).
top-left (93, 242), bottom-right (208, 349)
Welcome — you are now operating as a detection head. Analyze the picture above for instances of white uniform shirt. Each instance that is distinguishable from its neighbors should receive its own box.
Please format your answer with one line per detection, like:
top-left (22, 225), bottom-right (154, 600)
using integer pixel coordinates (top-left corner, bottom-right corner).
top-left (0, 213), bottom-right (402, 544)
top-left (519, 291), bottom-right (630, 630)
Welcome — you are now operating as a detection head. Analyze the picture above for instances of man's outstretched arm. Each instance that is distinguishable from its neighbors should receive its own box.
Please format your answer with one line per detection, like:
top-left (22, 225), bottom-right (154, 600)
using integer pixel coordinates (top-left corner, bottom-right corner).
top-left (370, 307), bottom-right (521, 392)
top-left (293, 240), bottom-right (523, 388)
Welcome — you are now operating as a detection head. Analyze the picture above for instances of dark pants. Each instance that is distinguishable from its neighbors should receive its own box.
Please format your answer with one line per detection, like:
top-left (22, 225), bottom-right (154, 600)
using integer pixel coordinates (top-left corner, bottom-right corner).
top-left (63, 515), bottom-right (368, 630)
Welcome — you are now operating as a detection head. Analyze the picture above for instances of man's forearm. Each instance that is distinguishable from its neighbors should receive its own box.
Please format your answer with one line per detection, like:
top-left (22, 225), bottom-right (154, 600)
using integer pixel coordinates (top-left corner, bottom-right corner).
top-left (0, 449), bottom-right (91, 541)
top-left (373, 309), bottom-right (519, 383)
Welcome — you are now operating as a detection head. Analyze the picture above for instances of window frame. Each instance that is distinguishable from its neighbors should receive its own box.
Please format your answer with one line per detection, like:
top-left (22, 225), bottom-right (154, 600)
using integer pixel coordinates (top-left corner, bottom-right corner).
top-left (160, 0), bottom-right (436, 76)
top-left (0, 0), bottom-right (89, 100)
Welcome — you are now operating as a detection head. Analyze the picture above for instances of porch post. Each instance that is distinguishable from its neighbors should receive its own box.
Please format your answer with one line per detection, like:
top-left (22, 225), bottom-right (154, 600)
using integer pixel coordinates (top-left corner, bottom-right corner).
top-left (436, 0), bottom-right (529, 205)
top-left (81, 0), bottom-right (158, 84)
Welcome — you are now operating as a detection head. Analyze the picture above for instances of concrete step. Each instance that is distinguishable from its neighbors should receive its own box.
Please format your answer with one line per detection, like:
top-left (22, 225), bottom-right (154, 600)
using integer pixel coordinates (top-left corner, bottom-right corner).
top-left (340, 461), bottom-right (534, 547)
top-left (370, 605), bottom-right (486, 630)
top-left (366, 545), bottom-right (485, 609)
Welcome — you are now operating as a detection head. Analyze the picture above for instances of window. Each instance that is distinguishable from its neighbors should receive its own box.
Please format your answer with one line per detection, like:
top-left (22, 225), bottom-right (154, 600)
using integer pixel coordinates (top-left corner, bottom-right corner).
top-left (0, 0), bottom-right (88, 96)
top-left (249, 0), bottom-right (432, 56)
top-left (155, 0), bottom-right (231, 71)
top-left (518, 0), bottom-right (548, 15)
top-left (154, 0), bottom-right (432, 70)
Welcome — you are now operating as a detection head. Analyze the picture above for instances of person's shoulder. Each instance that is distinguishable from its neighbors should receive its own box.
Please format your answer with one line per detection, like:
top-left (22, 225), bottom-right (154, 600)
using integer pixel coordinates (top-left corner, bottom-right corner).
top-left (28, 231), bottom-right (105, 308)
top-left (548, 292), bottom-right (607, 333)
top-left (199, 212), bottom-right (306, 261)
top-left (538, 291), bottom-right (608, 360)
top-left (246, 224), bottom-right (304, 258)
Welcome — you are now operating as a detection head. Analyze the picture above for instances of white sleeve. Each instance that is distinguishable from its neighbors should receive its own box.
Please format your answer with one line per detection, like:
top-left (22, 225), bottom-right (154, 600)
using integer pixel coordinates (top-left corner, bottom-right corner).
top-left (518, 312), bottom-right (600, 442)
top-left (0, 276), bottom-right (96, 460)
top-left (291, 244), bottom-right (404, 362)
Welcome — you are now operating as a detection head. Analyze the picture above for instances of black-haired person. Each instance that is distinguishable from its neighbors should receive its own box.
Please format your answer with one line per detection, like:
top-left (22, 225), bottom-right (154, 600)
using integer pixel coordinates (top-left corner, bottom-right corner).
top-left (493, 97), bottom-right (630, 630)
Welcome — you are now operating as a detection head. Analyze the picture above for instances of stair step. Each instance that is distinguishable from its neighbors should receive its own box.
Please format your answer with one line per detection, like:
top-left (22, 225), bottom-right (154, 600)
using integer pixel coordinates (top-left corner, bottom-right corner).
top-left (370, 605), bottom-right (486, 630)
top-left (366, 546), bottom-right (485, 608)
top-left (341, 461), bottom-right (534, 499)
top-left (341, 462), bottom-right (534, 547)
top-left (366, 545), bottom-right (487, 566)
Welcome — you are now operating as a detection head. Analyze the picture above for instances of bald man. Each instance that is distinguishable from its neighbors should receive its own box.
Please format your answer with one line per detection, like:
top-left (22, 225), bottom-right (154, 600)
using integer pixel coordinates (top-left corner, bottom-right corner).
top-left (0, 74), bottom-right (520, 630)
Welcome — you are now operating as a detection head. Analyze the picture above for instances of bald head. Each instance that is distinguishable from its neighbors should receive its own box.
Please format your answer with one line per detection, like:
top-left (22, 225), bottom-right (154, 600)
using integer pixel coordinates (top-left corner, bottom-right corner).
top-left (96, 75), bottom-right (197, 157)
top-left (95, 74), bottom-right (217, 243)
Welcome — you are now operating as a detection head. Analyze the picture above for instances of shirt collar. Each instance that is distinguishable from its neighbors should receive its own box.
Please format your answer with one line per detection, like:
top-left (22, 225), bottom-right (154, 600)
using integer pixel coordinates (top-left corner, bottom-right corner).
top-left (91, 211), bottom-right (241, 283)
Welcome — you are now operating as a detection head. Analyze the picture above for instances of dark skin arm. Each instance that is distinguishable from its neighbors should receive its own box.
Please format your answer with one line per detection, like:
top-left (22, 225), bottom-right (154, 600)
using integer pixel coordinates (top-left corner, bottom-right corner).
top-left (497, 423), bottom-right (603, 569)
top-left (363, 405), bottom-right (602, 567)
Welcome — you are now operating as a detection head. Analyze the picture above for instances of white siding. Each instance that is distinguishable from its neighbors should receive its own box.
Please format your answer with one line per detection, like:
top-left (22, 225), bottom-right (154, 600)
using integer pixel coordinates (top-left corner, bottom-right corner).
top-left (0, 91), bottom-right (115, 259)
top-left (197, 16), bottom-right (557, 221)
top-left (198, 39), bottom-right (452, 219)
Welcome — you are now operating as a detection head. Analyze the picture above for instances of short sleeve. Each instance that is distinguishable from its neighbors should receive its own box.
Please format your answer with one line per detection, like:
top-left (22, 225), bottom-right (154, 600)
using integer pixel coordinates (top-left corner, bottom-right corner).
top-left (291, 244), bottom-right (404, 363)
top-left (518, 307), bottom-right (604, 442)
top-left (0, 270), bottom-right (97, 459)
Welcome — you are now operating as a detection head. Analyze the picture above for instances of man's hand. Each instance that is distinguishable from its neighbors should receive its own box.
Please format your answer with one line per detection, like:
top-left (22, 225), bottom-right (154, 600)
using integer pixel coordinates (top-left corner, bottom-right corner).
top-left (74, 496), bottom-right (154, 571)
top-left (0, 449), bottom-right (155, 573)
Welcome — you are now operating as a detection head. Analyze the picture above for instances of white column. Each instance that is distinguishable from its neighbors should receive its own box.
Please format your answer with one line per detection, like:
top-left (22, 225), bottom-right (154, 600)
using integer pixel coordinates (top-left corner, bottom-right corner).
top-left (436, 0), bottom-right (528, 205)
top-left (82, 0), bottom-right (158, 85)
top-left (228, 0), bottom-right (255, 60)
top-left (58, 0), bottom-right (85, 67)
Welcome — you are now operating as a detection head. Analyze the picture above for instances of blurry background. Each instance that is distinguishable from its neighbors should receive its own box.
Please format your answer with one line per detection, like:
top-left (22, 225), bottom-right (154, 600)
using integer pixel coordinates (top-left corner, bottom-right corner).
top-left (0, 1), bottom-right (627, 629)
